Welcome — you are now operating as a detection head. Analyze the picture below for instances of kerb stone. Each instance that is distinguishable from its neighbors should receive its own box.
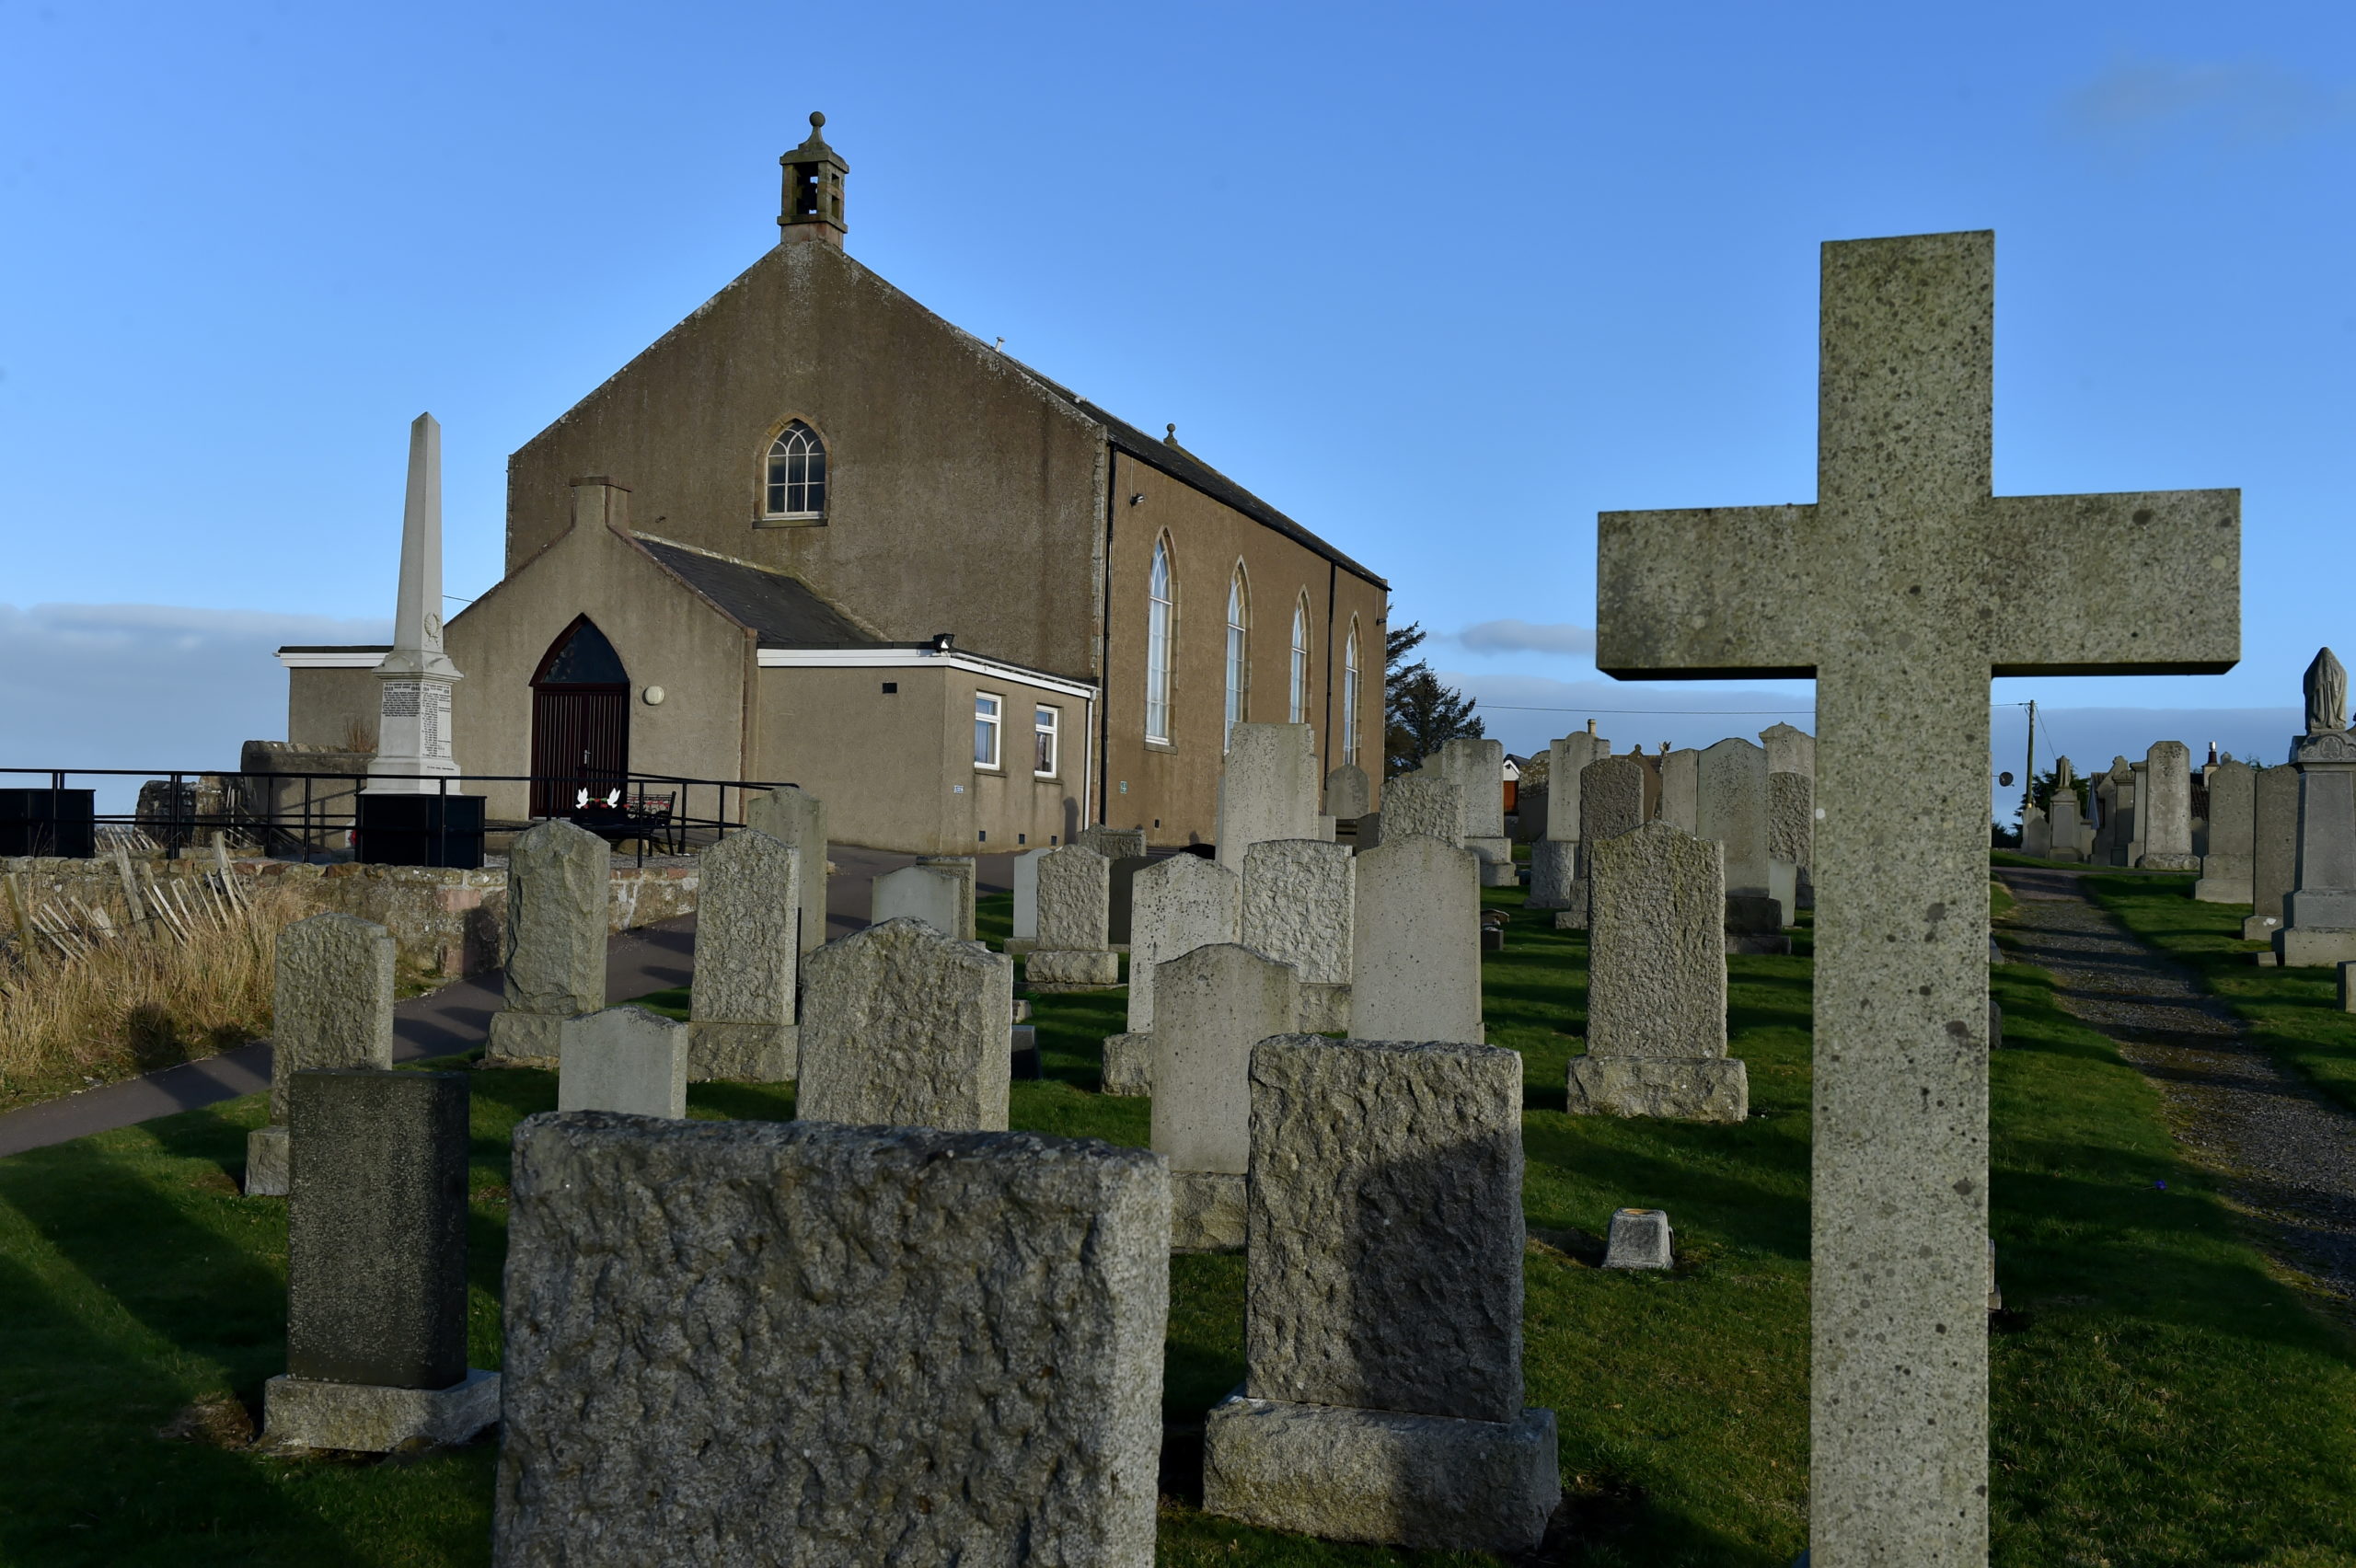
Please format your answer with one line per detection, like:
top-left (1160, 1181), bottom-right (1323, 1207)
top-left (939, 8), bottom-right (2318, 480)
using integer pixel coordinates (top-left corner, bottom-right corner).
top-left (559, 1005), bottom-right (688, 1118)
top-left (798, 917), bottom-right (1012, 1131)
top-left (687, 827), bottom-right (799, 1081)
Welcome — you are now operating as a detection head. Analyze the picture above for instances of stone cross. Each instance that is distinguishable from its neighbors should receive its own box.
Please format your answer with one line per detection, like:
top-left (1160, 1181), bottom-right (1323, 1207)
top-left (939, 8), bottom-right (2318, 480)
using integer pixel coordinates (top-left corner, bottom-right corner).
top-left (366, 413), bottom-right (465, 793)
top-left (1595, 230), bottom-right (2236, 1561)
top-left (799, 918), bottom-right (1012, 1131)
top-left (687, 827), bottom-right (800, 1081)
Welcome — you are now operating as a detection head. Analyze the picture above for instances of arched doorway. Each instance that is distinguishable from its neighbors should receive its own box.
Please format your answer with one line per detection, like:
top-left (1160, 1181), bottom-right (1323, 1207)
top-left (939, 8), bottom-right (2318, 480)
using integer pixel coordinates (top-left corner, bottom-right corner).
top-left (530, 617), bottom-right (629, 817)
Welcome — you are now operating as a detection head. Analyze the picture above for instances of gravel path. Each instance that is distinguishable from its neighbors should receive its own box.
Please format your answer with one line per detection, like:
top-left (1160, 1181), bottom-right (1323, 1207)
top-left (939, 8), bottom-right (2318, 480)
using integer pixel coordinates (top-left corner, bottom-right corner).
top-left (1995, 866), bottom-right (2356, 1306)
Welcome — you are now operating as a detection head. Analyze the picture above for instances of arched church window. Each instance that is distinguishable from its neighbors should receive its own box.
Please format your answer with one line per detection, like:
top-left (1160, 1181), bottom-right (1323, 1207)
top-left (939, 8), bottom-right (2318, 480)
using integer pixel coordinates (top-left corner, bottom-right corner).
top-left (1288, 595), bottom-right (1311, 723)
top-left (1146, 536), bottom-right (1173, 744)
top-left (764, 421), bottom-right (827, 519)
top-left (1224, 567), bottom-right (1250, 751)
top-left (1342, 620), bottom-right (1361, 766)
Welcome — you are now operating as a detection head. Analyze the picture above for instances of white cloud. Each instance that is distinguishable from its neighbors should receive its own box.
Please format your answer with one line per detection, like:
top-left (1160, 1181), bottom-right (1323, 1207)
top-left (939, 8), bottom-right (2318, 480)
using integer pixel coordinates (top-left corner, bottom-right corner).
top-left (1449, 618), bottom-right (1596, 657)
top-left (2061, 53), bottom-right (2356, 151)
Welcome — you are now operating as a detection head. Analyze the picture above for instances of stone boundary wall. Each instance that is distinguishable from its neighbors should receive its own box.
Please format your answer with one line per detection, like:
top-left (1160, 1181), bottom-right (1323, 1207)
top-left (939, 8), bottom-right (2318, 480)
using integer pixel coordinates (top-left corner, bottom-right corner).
top-left (1, 856), bottom-right (698, 984)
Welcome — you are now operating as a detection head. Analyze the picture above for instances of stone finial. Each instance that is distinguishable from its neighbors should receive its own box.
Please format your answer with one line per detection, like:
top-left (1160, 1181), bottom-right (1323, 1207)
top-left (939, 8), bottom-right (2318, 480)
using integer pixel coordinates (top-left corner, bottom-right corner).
top-left (2305, 647), bottom-right (2347, 735)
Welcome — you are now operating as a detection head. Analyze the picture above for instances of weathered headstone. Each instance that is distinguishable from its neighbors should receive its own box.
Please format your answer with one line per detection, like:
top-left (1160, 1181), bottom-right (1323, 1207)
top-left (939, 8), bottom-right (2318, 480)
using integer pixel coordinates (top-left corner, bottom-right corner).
top-left (1544, 732), bottom-right (1605, 842)
top-left (1380, 774), bottom-right (1462, 845)
top-left (1029, 844), bottom-right (1119, 986)
top-left (260, 1069), bottom-right (498, 1451)
top-left (559, 1005), bottom-right (688, 1118)
top-left (687, 827), bottom-right (800, 1081)
top-left (2193, 759), bottom-right (2255, 903)
top-left (1759, 721), bottom-right (1816, 778)
top-left (870, 863), bottom-right (964, 936)
top-left (1201, 1036), bottom-right (1557, 1552)
top-left (1696, 736), bottom-right (1776, 919)
top-left (1349, 835), bottom-right (1481, 1045)
top-left (1106, 855), bottom-right (1151, 946)
top-left (2138, 741), bottom-right (2199, 870)
top-left (2019, 802), bottom-right (2050, 858)
top-left (2128, 757), bottom-right (2151, 865)
top-left (495, 1113), bottom-right (1167, 1565)
top-left (1602, 1207), bottom-right (1674, 1270)
top-left (1323, 763), bottom-right (1370, 823)
top-left (1216, 722), bottom-right (1321, 871)
top-left (1594, 229), bottom-right (2236, 1559)
top-left (486, 818), bottom-right (608, 1065)
top-left (246, 912), bottom-right (397, 1197)
top-left (2246, 764), bottom-right (2299, 938)
top-left (2048, 757), bottom-right (2087, 862)
top-left (1152, 943), bottom-right (1299, 1252)
top-left (1768, 768), bottom-right (1815, 905)
top-left (1080, 825), bottom-right (1148, 861)
top-left (1105, 853), bottom-right (1242, 1095)
top-left (1242, 838), bottom-right (1354, 1032)
top-left (1011, 846), bottom-right (1047, 941)
top-left (1559, 753), bottom-right (1647, 929)
top-left (1657, 746), bottom-right (1700, 833)
top-left (798, 918), bottom-right (1013, 1131)
top-left (2279, 650), bottom-right (2356, 966)
top-left (745, 784), bottom-right (828, 954)
top-left (913, 854), bottom-right (977, 940)
top-left (1567, 822), bottom-right (1746, 1122)
top-left (1437, 737), bottom-right (1515, 886)
top-left (2105, 756), bottom-right (2141, 867)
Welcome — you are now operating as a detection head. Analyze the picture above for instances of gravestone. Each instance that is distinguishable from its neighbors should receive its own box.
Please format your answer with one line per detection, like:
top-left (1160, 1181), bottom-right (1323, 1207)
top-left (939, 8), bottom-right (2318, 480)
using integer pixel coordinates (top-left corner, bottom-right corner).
top-left (1603, 1208), bottom-right (1674, 1270)
top-left (487, 818), bottom-right (608, 1065)
top-left (1030, 844), bottom-right (1119, 986)
top-left (2193, 759), bottom-right (2255, 903)
top-left (560, 1005), bottom-right (688, 1118)
top-left (1216, 722), bottom-right (1321, 871)
top-left (1545, 732), bottom-right (1605, 842)
top-left (2279, 650), bottom-right (2356, 966)
top-left (2128, 758), bottom-right (2151, 865)
top-left (1106, 855), bottom-right (1151, 946)
top-left (914, 854), bottom-right (977, 940)
top-left (1323, 763), bottom-right (1370, 823)
top-left (2048, 757), bottom-right (2087, 862)
top-left (2246, 764), bottom-right (2299, 938)
top-left (1380, 774), bottom-right (1462, 845)
top-left (1768, 769), bottom-right (1815, 902)
top-left (1566, 822), bottom-right (1746, 1122)
top-left (1080, 825), bottom-right (1148, 861)
top-left (1350, 834), bottom-right (1482, 1045)
top-left (2138, 741), bottom-right (2199, 870)
top-left (2105, 756), bottom-right (2140, 867)
top-left (1011, 846), bottom-right (1048, 941)
top-left (1152, 943), bottom-right (1299, 1251)
top-left (799, 918), bottom-right (1013, 1131)
top-left (1559, 753), bottom-right (1647, 930)
top-left (1201, 1036), bottom-right (1557, 1552)
top-left (1594, 229), bottom-right (2236, 1560)
top-left (2020, 803), bottom-right (2050, 858)
top-left (1106, 853), bottom-right (1242, 1095)
top-left (260, 1069), bottom-right (498, 1451)
top-left (687, 826), bottom-right (800, 1081)
top-left (1438, 737), bottom-right (1516, 886)
top-left (746, 784), bottom-right (829, 954)
top-left (1696, 736), bottom-right (1777, 918)
top-left (1760, 721), bottom-right (1816, 778)
top-left (1242, 838), bottom-right (1354, 1031)
top-left (246, 912), bottom-right (396, 1197)
top-left (1657, 746), bottom-right (1700, 833)
top-left (495, 1113), bottom-right (1167, 1565)
top-left (870, 863), bottom-right (964, 936)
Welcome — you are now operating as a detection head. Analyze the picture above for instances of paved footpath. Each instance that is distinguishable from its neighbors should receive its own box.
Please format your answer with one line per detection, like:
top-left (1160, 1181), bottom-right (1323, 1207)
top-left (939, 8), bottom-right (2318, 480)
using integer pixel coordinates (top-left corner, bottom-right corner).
top-left (0, 845), bottom-right (1017, 1160)
top-left (1996, 865), bottom-right (2356, 1304)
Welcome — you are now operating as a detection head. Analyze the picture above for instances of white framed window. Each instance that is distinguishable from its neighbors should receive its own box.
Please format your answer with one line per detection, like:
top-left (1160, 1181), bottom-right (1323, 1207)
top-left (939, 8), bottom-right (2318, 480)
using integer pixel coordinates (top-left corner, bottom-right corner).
top-left (1288, 596), bottom-right (1311, 723)
top-left (1224, 567), bottom-right (1249, 750)
top-left (1146, 537), bottom-right (1173, 744)
top-left (974, 692), bottom-right (1002, 769)
top-left (1342, 620), bottom-right (1361, 766)
top-left (763, 421), bottom-right (827, 518)
top-left (1034, 705), bottom-right (1058, 777)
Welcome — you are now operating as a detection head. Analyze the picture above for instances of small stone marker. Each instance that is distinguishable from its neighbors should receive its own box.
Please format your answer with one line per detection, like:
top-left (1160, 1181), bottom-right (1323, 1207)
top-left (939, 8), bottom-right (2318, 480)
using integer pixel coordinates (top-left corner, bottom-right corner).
top-left (495, 1113), bottom-right (1168, 1565)
top-left (1595, 229), bottom-right (2236, 1559)
top-left (869, 863), bottom-right (964, 936)
top-left (687, 827), bottom-right (800, 1081)
top-left (1350, 834), bottom-right (1482, 1045)
top-left (1568, 822), bottom-right (1747, 1122)
top-left (745, 784), bottom-right (829, 954)
top-left (1380, 773), bottom-right (1463, 845)
top-left (2137, 741), bottom-right (2200, 870)
top-left (559, 1005), bottom-right (688, 1118)
top-left (1106, 853), bottom-right (1242, 1095)
top-left (1602, 1207), bottom-right (1673, 1270)
top-left (2246, 764), bottom-right (2299, 939)
top-left (1202, 1035), bottom-right (1558, 1552)
top-left (2194, 759), bottom-right (2256, 903)
top-left (1079, 825), bottom-right (1148, 861)
top-left (1242, 838), bottom-right (1354, 1031)
top-left (799, 918), bottom-right (1013, 1132)
top-left (1029, 844), bottom-right (1119, 986)
top-left (913, 854), bottom-right (977, 940)
top-left (1216, 722), bottom-right (1321, 871)
top-left (247, 912), bottom-right (396, 1197)
top-left (1011, 846), bottom-right (1047, 941)
top-left (260, 1068), bottom-right (498, 1452)
top-left (1153, 943), bottom-right (1299, 1252)
top-left (487, 817), bottom-right (608, 1065)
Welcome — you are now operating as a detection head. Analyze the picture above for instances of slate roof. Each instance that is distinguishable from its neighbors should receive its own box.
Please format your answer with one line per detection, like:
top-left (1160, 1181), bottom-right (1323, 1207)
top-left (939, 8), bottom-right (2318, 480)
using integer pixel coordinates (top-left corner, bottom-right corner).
top-left (636, 537), bottom-right (878, 649)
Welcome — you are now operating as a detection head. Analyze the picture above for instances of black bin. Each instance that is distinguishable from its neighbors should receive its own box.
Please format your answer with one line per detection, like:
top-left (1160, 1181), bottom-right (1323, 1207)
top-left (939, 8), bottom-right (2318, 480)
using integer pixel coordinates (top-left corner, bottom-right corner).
top-left (354, 793), bottom-right (487, 870)
top-left (0, 789), bottom-right (97, 858)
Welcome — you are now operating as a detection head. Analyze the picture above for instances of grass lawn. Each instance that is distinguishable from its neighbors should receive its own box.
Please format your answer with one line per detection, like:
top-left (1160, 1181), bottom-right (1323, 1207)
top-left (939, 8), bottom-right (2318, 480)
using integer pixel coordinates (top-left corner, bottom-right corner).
top-left (3, 882), bottom-right (2353, 1563)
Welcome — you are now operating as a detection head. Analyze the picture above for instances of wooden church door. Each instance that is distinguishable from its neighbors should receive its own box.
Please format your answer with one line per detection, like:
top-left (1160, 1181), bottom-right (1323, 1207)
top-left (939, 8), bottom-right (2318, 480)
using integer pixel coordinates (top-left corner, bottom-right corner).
top-left (529, 617), bottom-right (630, 817)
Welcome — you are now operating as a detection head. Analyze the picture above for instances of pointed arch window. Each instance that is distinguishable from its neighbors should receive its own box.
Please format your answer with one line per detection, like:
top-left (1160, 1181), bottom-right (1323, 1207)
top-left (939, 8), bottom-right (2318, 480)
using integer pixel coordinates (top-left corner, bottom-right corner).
top-left (1342, 620), bottom-right (1361, 766)
top-left (1288, 596), bottom-right (1311, 723)
top-left (763, 421), bottom-right (827, 519)
top-left (1145, 536), bottom-right (1174, 744)
top-left (1224, 567), bottom-right (1250, 750)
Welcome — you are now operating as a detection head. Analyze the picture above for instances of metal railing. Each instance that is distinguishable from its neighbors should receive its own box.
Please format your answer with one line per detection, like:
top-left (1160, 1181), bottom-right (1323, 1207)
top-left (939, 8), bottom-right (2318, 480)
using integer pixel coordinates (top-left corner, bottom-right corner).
top-left (0, 767), bottom-right (797, 869)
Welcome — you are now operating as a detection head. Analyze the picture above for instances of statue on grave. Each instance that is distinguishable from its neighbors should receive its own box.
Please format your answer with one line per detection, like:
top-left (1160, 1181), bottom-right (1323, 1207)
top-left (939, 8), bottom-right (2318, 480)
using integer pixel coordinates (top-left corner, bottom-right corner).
top-left (2304, 647), bottom-right (2346, 736)
top-left (2053, 756), bottom-right (2074, 791)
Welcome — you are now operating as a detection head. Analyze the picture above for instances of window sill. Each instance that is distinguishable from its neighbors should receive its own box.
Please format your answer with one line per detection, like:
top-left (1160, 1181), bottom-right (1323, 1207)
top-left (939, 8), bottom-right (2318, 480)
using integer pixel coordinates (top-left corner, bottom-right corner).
top-left (1144, 739), bottom-right (1177, 753)
top-left (754, 514), bottom-right (826, 529)
top-left (1034, 773), bottom-right (1059, 782)
top-left (973, 766), bottom-right (1005, 777)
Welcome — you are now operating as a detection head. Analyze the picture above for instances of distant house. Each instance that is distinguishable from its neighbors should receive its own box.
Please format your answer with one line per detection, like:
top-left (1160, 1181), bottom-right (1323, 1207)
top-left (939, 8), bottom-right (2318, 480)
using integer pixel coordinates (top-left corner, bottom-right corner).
top-left (1502, 754), bottom-right (1524, 815)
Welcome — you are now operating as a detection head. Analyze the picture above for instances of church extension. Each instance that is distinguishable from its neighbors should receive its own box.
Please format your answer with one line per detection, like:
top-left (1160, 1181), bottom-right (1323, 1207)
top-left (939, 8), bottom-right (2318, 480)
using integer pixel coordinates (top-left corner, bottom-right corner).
top-left (275, 114), bottom-right (1390, 855)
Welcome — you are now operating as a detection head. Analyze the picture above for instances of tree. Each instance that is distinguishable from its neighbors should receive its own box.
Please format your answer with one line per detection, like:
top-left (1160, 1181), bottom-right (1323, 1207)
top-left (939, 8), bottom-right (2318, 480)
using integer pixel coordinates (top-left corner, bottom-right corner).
top-left (1383, 621), bottom-right (1483, 777)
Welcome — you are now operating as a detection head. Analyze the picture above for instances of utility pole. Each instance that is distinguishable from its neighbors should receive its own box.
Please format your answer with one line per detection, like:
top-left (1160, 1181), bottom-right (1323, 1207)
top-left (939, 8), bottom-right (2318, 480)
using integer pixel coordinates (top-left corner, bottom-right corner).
top-left (2023, 699), bottom-right (2038, 824)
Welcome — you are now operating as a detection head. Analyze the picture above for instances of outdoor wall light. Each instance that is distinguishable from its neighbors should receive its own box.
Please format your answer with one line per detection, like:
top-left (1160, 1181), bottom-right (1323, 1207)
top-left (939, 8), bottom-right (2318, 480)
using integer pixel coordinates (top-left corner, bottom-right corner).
top-left (642, 686), bottom-right (666, 705)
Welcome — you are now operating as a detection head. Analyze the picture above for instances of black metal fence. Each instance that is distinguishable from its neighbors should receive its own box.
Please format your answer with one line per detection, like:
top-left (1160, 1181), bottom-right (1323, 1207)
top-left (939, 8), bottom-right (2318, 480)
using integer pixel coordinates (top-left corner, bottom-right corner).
top-left (0, 767), bottom-right (795, 869)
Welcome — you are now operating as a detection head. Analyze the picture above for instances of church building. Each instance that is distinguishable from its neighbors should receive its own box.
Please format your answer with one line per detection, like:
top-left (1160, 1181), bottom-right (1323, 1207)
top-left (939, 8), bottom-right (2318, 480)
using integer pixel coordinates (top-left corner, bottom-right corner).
top-left (279, 115), bottom-right (1389, 853)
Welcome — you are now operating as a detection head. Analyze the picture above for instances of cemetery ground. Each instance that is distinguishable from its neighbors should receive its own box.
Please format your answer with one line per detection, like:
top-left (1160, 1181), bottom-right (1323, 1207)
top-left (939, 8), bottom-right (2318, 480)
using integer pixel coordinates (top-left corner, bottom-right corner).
top-left (3, 886), bottom-right (2353, 1563)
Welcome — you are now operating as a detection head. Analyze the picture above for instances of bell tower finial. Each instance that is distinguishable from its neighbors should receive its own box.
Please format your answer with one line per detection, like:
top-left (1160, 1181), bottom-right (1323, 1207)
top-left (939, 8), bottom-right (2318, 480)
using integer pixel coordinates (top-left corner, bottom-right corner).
top-left (779, 111), bottom-right (848, 248)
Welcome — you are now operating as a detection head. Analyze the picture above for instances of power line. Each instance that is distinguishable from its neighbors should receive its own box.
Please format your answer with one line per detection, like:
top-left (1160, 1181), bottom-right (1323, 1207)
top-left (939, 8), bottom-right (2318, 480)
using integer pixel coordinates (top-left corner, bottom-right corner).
top-left (1479, 704), bottom-right (1817, 716)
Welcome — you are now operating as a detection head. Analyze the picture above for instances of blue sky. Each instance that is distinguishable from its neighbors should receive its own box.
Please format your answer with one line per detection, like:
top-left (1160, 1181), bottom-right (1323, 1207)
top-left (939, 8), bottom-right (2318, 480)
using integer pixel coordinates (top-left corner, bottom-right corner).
top-left (2, 2), bottom-right (2350, 808)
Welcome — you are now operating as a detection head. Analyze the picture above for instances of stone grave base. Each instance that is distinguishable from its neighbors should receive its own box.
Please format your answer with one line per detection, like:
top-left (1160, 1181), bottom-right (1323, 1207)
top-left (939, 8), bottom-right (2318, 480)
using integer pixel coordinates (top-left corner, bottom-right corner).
top-left (1478, 861), bottom-right (1519, 889)
top-left (687, 1020), bottom-right (796, 1083)
top-left (1202, 1395), bottom-right (1558, 1554)
top-left (1101, 1032), bottom-right (1151, 1096)
top-left (1005, 940), bottom-right (1131, 957)
top-left (1527, 840), bottom-right (1576, 909)
top-left (2243, 913), bottom-right (2281, 940)
top-left (2278, 928), bottom-right (2356, 968)
top-left (261, 1368), bottom-right (500, 1453)
top-left (2138, 853), bottom-right (2201, 871)
top-left (1172, 1171), bottom-right (1245, 1253)
top-left (485, 1010), bottom-right (574, 1067)
top-left (1297, 984), bottom-right (1350, 1033)
top-left (1026, 950), bottom-right (1121, 989)
top-left (1565, 1055), bottom-right (1748, 1123)
top-left (1726, 934), bottom-right (1793, 956)
top-left (1552, 891), bottom-right (1588, 932)
top-left (2192, 856), bottom-right (2253, 904)
top-left (244, 1124), bottom-right (290, 1197)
